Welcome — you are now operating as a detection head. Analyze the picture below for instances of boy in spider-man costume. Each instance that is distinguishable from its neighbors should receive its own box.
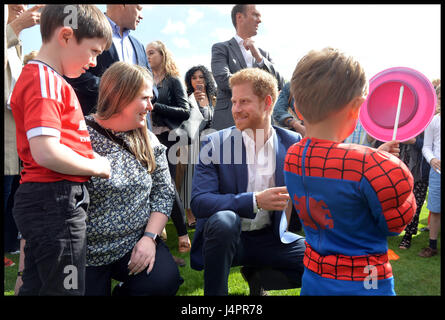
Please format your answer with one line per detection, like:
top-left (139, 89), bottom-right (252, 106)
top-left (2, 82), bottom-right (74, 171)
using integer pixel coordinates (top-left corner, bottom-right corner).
top-left (284, 48), bottom-right (415, 295)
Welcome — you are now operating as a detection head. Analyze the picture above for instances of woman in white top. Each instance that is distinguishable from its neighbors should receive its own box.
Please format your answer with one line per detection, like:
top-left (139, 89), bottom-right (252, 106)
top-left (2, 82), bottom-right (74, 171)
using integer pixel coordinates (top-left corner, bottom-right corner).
top-left (181, 65), bottom-right (217, 228)
top-left (419, 84), bottom-right (441, 258)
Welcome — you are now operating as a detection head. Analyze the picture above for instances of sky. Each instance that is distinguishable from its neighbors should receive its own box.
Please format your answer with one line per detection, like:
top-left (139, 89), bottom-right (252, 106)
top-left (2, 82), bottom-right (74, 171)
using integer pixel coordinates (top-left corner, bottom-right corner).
top-left (16, 4), bottom-right (441, 83)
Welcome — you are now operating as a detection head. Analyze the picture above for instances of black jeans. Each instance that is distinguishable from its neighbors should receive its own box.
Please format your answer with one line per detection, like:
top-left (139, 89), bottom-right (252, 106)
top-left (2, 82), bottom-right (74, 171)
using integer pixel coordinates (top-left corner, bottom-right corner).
top-left (85, 239), bottom-right (184, 296)
top-left (13, 180), bottom-right (89, 296)
top-left (4, 175), bottom-right (20, 252)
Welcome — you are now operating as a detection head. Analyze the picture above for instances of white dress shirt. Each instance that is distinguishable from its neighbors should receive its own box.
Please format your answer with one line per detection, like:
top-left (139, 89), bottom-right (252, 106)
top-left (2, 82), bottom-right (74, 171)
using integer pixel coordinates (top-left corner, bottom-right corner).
top-left (234, 34), bottom-right (264, 68)
top-left (422, 113), bottom-right (441, 163)
top-left (106, 15), bottom-right (137, 65)
top-left (241, 127), bottom-right (276, 231)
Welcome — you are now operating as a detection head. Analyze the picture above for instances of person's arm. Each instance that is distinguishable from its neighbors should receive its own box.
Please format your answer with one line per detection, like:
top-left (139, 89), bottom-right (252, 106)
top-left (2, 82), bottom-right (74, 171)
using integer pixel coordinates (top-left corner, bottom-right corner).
top-left (422, 119), bottom-right (440, 172)
top-left (377, 140), bottom-right (401, 158)
top-left (256, 48), bottom-right (285, 91)
top-left (190, 135), bottom-right (255, 219)
top-left (211, 42), bottom-right (232, 93)
top-left (128, 211), bottom-right (168, 276)
top-left (272, 82), bottom-right (293, 126)
top-left (29, 135), bottom-right (110, 178)
top-left (362, 150), bottom-right (416, 236)
top-left (8, 5), bottom-right (43, 38)
top-left (128, 136), bottom-right (174, 275)
top-left (14, 238), bottom-right (26, 296)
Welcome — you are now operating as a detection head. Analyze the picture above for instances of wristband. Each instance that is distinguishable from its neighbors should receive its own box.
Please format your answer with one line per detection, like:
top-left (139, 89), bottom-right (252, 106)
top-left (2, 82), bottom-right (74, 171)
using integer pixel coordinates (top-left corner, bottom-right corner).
top-left (17, 271), bottom-right (23, 277)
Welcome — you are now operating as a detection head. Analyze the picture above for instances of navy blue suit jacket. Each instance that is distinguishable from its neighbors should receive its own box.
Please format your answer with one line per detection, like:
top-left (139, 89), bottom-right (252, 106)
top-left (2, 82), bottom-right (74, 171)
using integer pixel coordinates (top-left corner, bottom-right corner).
top-left (65, 35), bottom-right (152, 115)
top-left (190, 126), bottom-right (302, 270)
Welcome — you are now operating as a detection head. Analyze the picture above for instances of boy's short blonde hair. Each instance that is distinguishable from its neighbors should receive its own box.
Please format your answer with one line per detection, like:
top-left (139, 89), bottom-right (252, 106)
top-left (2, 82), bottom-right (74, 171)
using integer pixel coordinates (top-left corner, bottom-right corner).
top-left (40, 5), bottom-right (112, 50)
top-left (290, 47), bottom-right (367, 124)
top-left (229, 68), bottom-right (278, 105)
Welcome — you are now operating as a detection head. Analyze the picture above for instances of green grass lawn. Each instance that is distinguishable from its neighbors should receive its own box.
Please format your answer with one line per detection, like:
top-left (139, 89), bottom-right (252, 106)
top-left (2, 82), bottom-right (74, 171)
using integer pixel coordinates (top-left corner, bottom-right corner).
top-left (3, 200), bottom-right (440, 296)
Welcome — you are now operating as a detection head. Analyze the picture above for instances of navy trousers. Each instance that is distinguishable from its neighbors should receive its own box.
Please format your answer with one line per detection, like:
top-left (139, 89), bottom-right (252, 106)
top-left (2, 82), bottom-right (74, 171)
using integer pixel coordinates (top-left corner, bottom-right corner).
top-left (202, 210), bottom-right (306, 295)
top-left (85, 239), bottom-right (184, 296)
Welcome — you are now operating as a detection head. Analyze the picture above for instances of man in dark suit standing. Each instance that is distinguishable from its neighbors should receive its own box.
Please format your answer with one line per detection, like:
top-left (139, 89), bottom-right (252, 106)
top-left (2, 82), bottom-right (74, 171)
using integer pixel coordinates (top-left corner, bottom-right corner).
top-left (190, 68), bottom-right (305, 296)
top-left (65, 5), bottom-right (154, 116)
top-left (210, 4), bottom-right (284, 130)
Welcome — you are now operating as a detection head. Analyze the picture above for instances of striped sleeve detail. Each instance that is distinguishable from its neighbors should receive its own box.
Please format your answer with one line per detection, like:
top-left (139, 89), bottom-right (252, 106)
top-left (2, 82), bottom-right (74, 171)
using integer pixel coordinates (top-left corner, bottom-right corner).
top-left (31, 61), bottom-right (63, 102)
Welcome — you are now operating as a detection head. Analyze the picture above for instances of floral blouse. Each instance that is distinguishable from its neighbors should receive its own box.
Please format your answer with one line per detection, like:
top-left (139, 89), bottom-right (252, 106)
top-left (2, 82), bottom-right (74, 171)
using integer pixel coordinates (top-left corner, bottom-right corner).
top-left (85, 115), bottom-right (174, 266)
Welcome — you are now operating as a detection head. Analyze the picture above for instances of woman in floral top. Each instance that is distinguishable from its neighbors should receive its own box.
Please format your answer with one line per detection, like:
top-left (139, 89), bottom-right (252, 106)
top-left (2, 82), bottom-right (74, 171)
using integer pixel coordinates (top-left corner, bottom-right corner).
top-left (84, 62), bottom-right (183, 296)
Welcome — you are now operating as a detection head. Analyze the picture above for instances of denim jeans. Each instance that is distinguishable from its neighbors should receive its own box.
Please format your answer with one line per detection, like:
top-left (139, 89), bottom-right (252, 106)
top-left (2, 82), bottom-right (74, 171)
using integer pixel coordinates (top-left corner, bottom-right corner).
top-left (13, 180), bottom-right (89, 296)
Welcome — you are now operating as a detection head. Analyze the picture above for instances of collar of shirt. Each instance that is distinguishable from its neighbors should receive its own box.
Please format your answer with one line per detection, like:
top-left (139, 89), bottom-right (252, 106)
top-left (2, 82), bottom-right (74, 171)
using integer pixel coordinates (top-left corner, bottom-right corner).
top-left (242, 127), bottom-right (276, 182)
top-left (234, 34), bottom-right (254, 68)
top-left (106, 15), bottom-right (130, 39)
top-left (241, 127), bottom-right (276, 231)
top-left (106, 15), bottom-right (136, 64)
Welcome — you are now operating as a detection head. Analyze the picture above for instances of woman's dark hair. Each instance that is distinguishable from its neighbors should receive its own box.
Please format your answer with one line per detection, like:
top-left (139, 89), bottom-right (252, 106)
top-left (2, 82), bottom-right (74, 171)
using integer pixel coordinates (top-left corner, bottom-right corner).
top-left (184, 65), bottom-right (217, 98)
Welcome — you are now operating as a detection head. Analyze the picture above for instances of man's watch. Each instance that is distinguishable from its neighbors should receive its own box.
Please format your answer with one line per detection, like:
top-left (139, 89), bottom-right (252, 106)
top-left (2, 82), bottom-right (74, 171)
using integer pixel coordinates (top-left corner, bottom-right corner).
top-left (143, 232), bottom-right (158, 244)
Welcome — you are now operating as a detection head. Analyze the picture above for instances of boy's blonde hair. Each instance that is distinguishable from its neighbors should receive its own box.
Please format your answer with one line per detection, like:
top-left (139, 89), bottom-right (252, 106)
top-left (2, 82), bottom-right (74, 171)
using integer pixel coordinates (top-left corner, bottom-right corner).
top-left (229, 68), bottom-right (278, 106)
top-left (146, 40), bottom-right (180, 78)
top-left (40, 5), bottom-right (112, 50)
top-left (96, 62), bottom-right (156, 173)
top-left (290, 47), bottom-right (367, 124)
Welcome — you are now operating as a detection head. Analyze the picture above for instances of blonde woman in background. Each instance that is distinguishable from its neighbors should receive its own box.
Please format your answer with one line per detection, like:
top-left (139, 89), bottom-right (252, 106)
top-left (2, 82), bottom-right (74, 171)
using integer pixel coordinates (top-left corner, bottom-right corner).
top-left (146, 40), bottom-right (191, 266)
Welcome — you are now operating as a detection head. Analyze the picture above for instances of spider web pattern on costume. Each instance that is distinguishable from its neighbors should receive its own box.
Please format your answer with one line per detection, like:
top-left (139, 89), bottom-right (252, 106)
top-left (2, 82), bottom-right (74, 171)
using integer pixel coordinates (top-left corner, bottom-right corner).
top-left (304, 242), bottom-right (393, 281)
top-left (284, 139), bottom-right (416, 281)
top-left (284, 139), bottom-right (415, 234)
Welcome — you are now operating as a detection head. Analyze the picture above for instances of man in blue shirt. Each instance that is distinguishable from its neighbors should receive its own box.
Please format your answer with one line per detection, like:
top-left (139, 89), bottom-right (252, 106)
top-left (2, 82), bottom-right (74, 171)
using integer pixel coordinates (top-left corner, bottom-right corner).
top-left (65, 5), bottom-right (154, 119)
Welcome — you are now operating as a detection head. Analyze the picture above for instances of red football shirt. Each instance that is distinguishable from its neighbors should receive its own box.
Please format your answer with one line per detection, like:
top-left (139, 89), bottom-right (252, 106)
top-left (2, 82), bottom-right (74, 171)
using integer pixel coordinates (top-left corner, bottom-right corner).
top-left (10, 60), bottom-right (94, 183)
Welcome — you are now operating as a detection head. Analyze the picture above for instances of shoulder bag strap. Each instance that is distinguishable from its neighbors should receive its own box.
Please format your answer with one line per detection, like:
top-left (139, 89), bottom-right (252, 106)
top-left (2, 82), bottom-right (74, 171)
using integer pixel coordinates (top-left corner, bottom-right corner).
top-left (84, 117), bottom-right (134, 156)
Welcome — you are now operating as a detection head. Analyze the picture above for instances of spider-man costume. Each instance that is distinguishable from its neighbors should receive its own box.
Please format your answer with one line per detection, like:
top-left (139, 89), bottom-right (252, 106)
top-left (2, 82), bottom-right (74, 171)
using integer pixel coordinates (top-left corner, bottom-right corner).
top-left (284, 137), bottom-right (415, 295)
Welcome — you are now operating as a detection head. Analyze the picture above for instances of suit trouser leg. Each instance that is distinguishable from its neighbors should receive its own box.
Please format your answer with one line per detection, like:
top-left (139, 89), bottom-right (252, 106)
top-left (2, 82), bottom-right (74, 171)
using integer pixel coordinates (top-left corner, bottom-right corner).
top-left (239, 228), bottom-right (306, 287)
top-left (202, 210), bottom-right (241, 295)
top-left (202, 211), bottom-right (306, 295)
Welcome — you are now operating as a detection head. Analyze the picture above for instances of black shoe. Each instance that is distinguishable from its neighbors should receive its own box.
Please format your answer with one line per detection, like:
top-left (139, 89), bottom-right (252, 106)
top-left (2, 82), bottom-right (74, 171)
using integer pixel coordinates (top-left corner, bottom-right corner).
top-left (240, 266), bottom-right (268, 296)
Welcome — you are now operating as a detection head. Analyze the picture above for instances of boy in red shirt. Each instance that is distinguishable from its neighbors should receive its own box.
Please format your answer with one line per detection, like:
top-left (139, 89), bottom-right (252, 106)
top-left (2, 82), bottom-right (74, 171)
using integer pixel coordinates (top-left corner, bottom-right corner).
top-left (10, 5), bottom-right (112, 295)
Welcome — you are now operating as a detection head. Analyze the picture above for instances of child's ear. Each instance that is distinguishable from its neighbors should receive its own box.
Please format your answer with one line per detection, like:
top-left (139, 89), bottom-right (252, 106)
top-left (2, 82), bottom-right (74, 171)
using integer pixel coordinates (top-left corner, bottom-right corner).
top-left (57, 26), bottom-right (74, 47)
top-left (293, 101), bottom-right (305, 121)
top-left (349, 96), bottom-right (365, 118)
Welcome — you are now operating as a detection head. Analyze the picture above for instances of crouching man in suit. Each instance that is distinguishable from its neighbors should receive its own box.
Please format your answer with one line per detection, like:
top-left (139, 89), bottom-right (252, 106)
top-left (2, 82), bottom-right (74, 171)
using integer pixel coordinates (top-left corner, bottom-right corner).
top-left (190, 68), bottom-right (305, 295)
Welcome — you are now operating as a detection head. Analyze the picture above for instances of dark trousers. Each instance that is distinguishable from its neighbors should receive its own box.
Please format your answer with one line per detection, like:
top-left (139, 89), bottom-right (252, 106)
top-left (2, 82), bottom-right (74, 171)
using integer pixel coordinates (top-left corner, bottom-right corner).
top-left (202, 210), bottom-right (306, 295)
top-left (404, 180), bottom-right (429, 236)
top-left (157, 131), bottom-right (188, 237)
top-left (85, 240), bottom-right (184, 296)
top-left (4, 175), bottom-right (20, 252)
top-left (13, 180), bottom-right (89, 296)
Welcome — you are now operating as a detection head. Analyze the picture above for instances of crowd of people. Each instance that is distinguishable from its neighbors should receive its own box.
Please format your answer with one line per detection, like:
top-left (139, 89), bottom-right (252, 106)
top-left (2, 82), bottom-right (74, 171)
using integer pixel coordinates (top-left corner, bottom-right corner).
top-left (4, 4), bottom-right (440, 296)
